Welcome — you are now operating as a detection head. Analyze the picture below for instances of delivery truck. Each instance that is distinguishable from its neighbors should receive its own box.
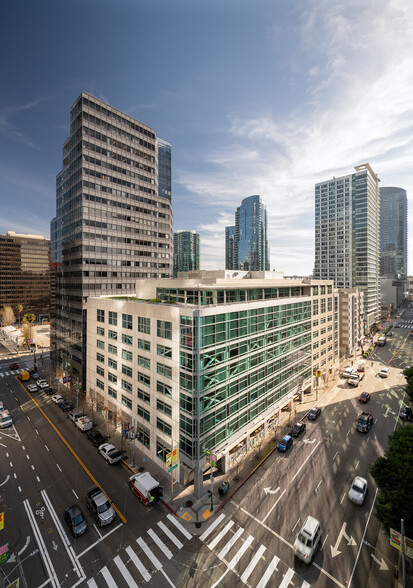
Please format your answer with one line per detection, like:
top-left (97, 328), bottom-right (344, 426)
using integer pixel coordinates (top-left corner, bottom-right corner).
top-left (128, 472), bottom-right (163, 505)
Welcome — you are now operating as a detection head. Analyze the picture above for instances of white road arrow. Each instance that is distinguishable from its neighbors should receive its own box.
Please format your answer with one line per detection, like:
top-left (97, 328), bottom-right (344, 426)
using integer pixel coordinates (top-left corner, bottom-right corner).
top-left (264, 486), bottom-right (280, 495)
top-left (371, 554), bottom-right (389, 571)
top-left (383, 406), bottom-right (396, 418)
top-left (7, 536), bottom-right (30, 563)
top-left (303, 439), bottom-right (316, 444)
top-left (52, 540), bottom-right (58, 551)
top-left (330, 522), bottom-right (357, 558)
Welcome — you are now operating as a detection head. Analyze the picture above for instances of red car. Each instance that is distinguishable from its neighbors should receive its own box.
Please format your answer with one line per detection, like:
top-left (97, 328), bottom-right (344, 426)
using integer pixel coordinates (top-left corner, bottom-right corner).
top-left (9, 363), bottom-right (19, 370)
top-left (358, 392), bottom-right (371, 404)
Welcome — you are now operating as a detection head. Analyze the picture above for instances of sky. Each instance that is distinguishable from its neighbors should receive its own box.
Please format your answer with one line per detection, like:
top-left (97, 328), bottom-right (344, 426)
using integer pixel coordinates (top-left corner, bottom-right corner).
top-left (1, 0), bottom-right (413, 275)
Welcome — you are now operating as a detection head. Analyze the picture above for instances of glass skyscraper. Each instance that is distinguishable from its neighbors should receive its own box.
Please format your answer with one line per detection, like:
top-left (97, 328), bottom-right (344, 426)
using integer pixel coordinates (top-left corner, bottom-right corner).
top-left (225, 195), bottom-right (269, 271)
top-left (173, 230), bottom-right (200, 277)
top-left (314, 163), bottom-right (380, 329)
top-left (380, 187), bottom-right (407, 277)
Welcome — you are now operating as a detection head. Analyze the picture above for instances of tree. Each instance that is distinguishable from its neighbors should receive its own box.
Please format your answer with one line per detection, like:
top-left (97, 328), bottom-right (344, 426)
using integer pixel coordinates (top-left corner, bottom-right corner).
top-left (16, 304), bottom-right (23, 326)
top-left (370, 427), bottom-right (413, 536)
top-left (22, 313), bottom-right (36, 339)
top-left (0, 305), bottom-right (16, 327)
top-left (403, 366), bottom-right (413, 403)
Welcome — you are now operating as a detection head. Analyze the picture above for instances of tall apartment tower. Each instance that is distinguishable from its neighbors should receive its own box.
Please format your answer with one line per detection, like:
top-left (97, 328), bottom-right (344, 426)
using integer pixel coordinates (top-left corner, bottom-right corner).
top-left (380, 187), bottom-right (407, 276)
top-left (173, 230), bottom-right (200, 277)
top-left (225, 195), bottom-right (269, 271)
top-left (52, 92), bottom-right (173, 383)
top-left (314, 163), bottom-right (380, 329)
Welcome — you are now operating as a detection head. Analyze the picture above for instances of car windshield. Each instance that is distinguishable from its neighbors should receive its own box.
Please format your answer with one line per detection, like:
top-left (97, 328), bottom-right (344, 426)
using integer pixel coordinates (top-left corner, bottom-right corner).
top-left (98, 501), bottom-right (110, 514)
top-left (298, 533), bottom-right (312, 547)
top-left (72, 513), bottom-right (84, 525)
top-left (352, 484), bottom-right (363, 493)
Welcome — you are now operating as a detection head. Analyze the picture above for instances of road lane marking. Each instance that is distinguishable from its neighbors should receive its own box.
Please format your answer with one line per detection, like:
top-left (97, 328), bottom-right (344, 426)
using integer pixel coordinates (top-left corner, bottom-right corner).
top-left (100, 566), bottom-right (117, 587)
top-left (136, 536), bottom-right (162, 570)
top-left (200, 512), bottom-right (226, 541)
top-left (240, 544), bottom-right (266, 583)
top-left (321, 534), bottom-right (328, 551)
top-left (292, 517), bottom-right (301, 532)
top-left (217, 526), bottom-right (244, 560)
top-left (72, 489), bottom-right (79, 499)
top-left (77, 523), bottom-right (123, 558)
top-left (157, 520), bottom-right (183, 549)
top-left (227, 534), bottom-right (254, 570)
top-left (340, 492), bottom-right (346, 504)
top-left (256, 554), bottom-right (280, 588)
top-left (87, 579), bottom-right (98, 588)
top-left (333, 451), bottom-right (338, 460)
top-left (147, 528), bottom-right (173, 559)
top-left (208, 520), bottom-right (234, 550)
top-left (56, 463), bottom-right (62, 472)
top-left (24, 498), bottom-right (59, 588)
top-left (0, 475), bottom-right (10, 486)
top-left (45, 445), bottom-right (49, 452)
top-left (125, 545), bottom-right (151, 582)
top-left (278, 567), bottom-right (295, 588)
top-left (348, 488), bottom-right (379, 587)
top-left (354, 460), bottom-right (359, 470)
top-left (166, 513), bottom-right (192, 540)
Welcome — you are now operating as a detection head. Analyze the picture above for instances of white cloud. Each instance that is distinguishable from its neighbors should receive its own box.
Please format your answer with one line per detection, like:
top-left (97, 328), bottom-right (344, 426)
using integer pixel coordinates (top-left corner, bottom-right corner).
top-left (176, 0), bottom-right (413, 274)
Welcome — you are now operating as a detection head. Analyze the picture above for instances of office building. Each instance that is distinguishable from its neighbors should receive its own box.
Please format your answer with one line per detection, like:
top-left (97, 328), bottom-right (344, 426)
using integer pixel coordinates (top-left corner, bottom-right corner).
top-left (380, 187), bottom-right (407, 276)
top-left (337, 289), bottom-right (364, 358)
top-left (86, 271), bottom-right (336, 497)
top-left (52, 92), bottom-right (173, 384)
top-left (225, 195), bottom-right (269, 271)
top-left (314, 163), bottom-right (380, 330)
top-left (0, 231), bottom-right (51, 316)
top-left (173, 230), bottom-right (200, 277)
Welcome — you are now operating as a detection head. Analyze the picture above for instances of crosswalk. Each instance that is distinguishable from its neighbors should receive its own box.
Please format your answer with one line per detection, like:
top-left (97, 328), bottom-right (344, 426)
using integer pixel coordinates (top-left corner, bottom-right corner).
top-left (87, 513), bottom-right (192, 587)
top-left (200, 512), bottom-right (311, 588)
top-left (0, 369), bottom-right (23, 377)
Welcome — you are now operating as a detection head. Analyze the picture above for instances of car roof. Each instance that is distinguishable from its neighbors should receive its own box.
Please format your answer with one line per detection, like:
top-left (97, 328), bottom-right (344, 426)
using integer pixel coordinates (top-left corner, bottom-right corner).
top-left (302, 515), bottom-right (320, 535)
top-left (353, 476), bottom-right (367, 486)
top-left (66, 503), bottom-right (82, 515)
top-left (282, 435), bottom-right (292, 441)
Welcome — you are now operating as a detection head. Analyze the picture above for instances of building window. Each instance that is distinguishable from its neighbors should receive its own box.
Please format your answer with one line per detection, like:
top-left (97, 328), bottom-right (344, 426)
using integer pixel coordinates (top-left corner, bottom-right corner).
top-left (138, 355), bottom-right (151, 369)
top-left (122, 334), bottom-right (133, 346)
top-left (108, 311), bottom-right (117, 326)
top-left (97, 365), bottom-right (105, 377)
top-left (122, 380), bottom-right (132, 393)
top-left (97, 309), bottom-right (105, 323)
top-left (157, 417), bottom-right (172, 436)
top-left (157, 344), bottom-right (172, 359)
top-left (138, 316), bottom-right (151, 334)
top-left (138, 338), bottom-right (150, 351)
top-left (122, 313), bottom-right (133, 329)
top-left (122, 395), bottom-right (132, 410)
top-left (138, 405), bottom-right (150, 422)
top-left (157, 362), bottom-right (172, 379)
top-left (108, 330), bottom-right (118, 340)
top-left (96, 378), bottom-right (104, 390)
top-left (157, 381), bottom-right (172, 397)
top-left (136, 425), bottom-right (150, 449)
top-left (97, 326), bottom-right (105, 336)
top-left (138, 372), bottom-right (150, 387)
top-left (122, 365), bottom-right (132, 378)
top-left (122, 349), bottom-right (133, 361)
top-left (96, 352), bottom-right (105, 363)
top-left (313, 300), bottom-right (319, 315)
top-left (108, 358), bottom-right (117, 370)
top-left (156, 440), bottom-right (170, 463)
top-left (96, 340), bottom-right (105, 350)
top-left (108, 386), bottom-right (117, 399)
top-left (108, 372), bottom-right (117, 384)
top-left (157, 399), bottom-right (172, 417)
top-left (108, 344), bottom-right (117, 355)
top-left (138, 388), bottom-right (150, 403)
top-left (157, 320), bottom-right (172, 340)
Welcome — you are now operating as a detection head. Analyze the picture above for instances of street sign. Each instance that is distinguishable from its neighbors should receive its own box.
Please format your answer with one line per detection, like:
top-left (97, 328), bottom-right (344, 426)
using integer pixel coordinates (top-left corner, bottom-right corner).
top-left (390, 528), bottom-right (402, 551)
top-left (166, 451), bottom-right (172, 467)
top-left (0, 542), bottom-right (10, 563)
top-left (167, 464), bottom-right (178, 473)
top-left (0, 512), bottom-right (4, 530)
top-left (171, 448), bottom-right (178, 463)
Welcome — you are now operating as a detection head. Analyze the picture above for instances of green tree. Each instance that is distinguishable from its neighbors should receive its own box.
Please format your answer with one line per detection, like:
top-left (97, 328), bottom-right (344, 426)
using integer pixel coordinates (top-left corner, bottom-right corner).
top-left (403, 366), bottom-right (413, 403)
top-left (370, 427), bottom-right (413, 536)
top-left (16, 304), bottom-right (23, 326)
top-left (22, 313), bottom-right (36, 340)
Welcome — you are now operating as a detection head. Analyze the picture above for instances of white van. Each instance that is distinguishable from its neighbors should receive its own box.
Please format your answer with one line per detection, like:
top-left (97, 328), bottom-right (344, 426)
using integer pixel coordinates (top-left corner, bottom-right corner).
top-left (294, 516), bottom-right (322, 564)
top-left (0, 410), bottom-right (13, 428)
top-left (341, 367), bottom-right (355, 378)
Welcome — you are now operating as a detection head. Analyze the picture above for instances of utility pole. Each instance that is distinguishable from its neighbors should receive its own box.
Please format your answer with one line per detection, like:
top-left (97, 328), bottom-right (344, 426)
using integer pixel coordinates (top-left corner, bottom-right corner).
top-left (401, 518), bottom-right (406, 588)
top-left (132, 417), bottom-right (136, 468)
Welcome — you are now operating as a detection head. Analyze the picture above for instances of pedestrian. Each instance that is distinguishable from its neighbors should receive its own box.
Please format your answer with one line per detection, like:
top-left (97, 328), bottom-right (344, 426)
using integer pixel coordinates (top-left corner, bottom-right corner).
top-left (371, 361), bottom-right (373, 367)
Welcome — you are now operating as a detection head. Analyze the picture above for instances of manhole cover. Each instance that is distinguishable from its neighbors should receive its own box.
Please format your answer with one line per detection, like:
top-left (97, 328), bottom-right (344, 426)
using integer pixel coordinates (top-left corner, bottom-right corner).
top-left (185, 500), bottom-right (193, 507)
top-left (195, 522), bottom-right (201, 528)
top-left (138, 467), bottom-right (145, 473)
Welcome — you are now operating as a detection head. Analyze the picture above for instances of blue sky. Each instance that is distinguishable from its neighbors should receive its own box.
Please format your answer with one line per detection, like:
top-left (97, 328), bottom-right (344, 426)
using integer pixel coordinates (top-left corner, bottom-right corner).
top-left (1, 0), bottom-right (413, 274)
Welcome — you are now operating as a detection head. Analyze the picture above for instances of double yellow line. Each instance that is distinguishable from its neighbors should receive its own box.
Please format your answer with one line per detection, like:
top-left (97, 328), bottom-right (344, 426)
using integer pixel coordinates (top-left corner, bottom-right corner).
top-left (16, 379), bottom-right (127, 523)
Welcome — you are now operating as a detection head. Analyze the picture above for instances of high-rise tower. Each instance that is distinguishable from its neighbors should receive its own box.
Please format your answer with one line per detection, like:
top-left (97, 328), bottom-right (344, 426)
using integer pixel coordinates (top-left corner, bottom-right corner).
top-left (380, 187), bottom-right (407, 277)
top-left (314, 163), bottom-right (380, 329)
top-left (52, 92), bottom-right (173, 382)
top-left (173, 230), bottom-right (200, 277)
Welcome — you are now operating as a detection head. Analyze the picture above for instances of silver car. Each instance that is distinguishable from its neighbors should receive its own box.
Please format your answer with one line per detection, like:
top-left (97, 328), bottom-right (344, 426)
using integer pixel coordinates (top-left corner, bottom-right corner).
top-left (348, 476), bottom-right (368, 505)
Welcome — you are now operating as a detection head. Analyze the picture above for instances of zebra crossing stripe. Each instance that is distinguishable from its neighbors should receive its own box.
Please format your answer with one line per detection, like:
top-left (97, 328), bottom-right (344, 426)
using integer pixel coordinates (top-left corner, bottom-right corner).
top-left (136, 536), bottom-right (162, 571)
top-left (200, 512), bottom-right (226, 541)
top-left (147, 528), bottom-right (173, 559)
top-left (227, 534), bottom-right (254, 570)
top-left (114, 555), bottom-right (139, 587)
top-left (100, 566), bottom-right (118, 587)
top-left (256, 554), bottom-right (280, 588)
top-left (240, 544), bottom-right (266, 583)
top-left (208, 520), bottom-right (234, 550)
top-left (157, 520), bottom-right (183, 549)
top-left (166, 514), bottom-right (192, 540)
top-left (217, 527), bottom-right (244, 560)
top-left (87, 579), bottom-right (98, 588)
top-left (125, 545), bottom-right (151, 582)
top-left (300, 581), bottom-right (311, 588)
top-left (278, 568), bottom-right (295, 588)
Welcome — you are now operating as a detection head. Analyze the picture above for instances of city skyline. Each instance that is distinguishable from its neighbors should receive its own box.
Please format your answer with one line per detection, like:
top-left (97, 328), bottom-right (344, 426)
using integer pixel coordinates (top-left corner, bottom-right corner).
top-left (1, 1), bottom-right (413, 275)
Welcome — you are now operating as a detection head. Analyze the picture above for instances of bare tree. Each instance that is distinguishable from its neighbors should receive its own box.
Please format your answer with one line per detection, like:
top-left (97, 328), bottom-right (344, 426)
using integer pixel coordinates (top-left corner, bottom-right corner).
top-left (0, 306), bottom-right (16, 327)
top-left (16, 304), bottom-right (23, 326)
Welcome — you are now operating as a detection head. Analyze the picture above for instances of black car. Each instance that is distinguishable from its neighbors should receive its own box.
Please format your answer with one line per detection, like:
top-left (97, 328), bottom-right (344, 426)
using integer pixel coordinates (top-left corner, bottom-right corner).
top-left (45, 387), bottom-right (55, 395)
top-left (289, 421), bottom-right (306, 437)
top-left (64, 504), bottom-right (88, 537)
top-left (59, 400), bottom-right (72, 412)
top-left (400, 406), bottom-right (413, 421)
top-left (87, 429), bottom-right (106, 447)
top-left (308, 407), bottom-right (321, 420)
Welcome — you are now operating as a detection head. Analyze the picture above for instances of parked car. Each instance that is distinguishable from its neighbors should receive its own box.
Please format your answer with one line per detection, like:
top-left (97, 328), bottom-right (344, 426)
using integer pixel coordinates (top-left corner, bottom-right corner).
top-left (18, 370), bottom-right (30, 381)
top-left (277, 435), bottom-right (293, 453)
top-left (86, 486), bottom-right (116, 527)
top-left (87, 430), bottom-right (106, 447)
top-left (358, 392), bottom-right (371, 404)
top-left (400, 406), bottom-right (413, 421)
top-left (308, 407), bottom-right (321, 420)
top-left (0, 410), bottom-right (13, 429)
top-left (342, 367), bottom-right (356, 378)
top-left (75, 416), bottom-right (93, 432)
top-left (348, 476), bottom-right (368, 505)
top-left (289, 422), bottom-right (306, 438)
top-left (68, 409), bottom-right (84, 422)
top-left (9, 363), bottom-right (19, 370)
top-left (59, 400), bottom-right (72, 412)
top-left (98, 443), bottom-right (123, 464)
top-left (30, 372), bottom-right (40, 380)
top-left (27, 384), bottom-right (38, 393)
top-left (379, 367), bottom-right (390, 378)
top-left (37, 380), bottom-right (49, 389)
top-left (52, 394), bottom-right (63, 404)
top-left (64, 504), bottom-right (88, 537)
top-left (45, 387), bottom-right (55, 395)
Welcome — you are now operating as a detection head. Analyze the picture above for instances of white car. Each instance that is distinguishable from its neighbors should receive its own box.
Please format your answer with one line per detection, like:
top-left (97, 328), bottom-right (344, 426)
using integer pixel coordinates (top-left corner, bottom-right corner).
top-left (52, 394), bottom-right (63, 404)
top-left (27, 384), bottom-right (38, 393)
top-left (379, 367), bottom-right (390, 378)
top-left (98, 443), bottom-right (123, 464)
top-left (37, 380), bottom-right (49, 389)
top-left (0, 410), bottom-right (13, 428)
top-left (348, 476), bottom-right (368, 505)
top-left (75, 416), bottom-right (93, 432)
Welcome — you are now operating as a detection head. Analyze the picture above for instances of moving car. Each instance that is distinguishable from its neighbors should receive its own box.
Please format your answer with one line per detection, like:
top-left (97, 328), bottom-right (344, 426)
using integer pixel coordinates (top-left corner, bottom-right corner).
top-left (64, 504), bottom-right (88, 537)
top-left (52, 394), bottom-right (63, 404)
top-left (308, 407), bottom-right (321, 420)
top-left (0, 410), bottom-right (13, 428)
top-left (18, 370), bottom-right (30, 381)
top-left (87, 429), bottom-right (106, 447)
top-left (27, 384), bottom-right (38, 393)
top-left (379, 367), bottom-right (390, 378)
top-left (290, 422), bottom-right (306, 438)
top-left (348, 476), bottom-right (368, 505)
top-left (355, 411), bottom-right (373, 433)
top-left (98, 443), bottom-right (123, 464)
top-left (400, 406), bottom-right (413, 421)
top-left (277, 435), bottom-right (293, 453)
top-left (294, 516), bottom-right (322, 564)
top-left (9, 363), bottom-right (19, 370)
top-left (358, 392), bottom-right (371, 404)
